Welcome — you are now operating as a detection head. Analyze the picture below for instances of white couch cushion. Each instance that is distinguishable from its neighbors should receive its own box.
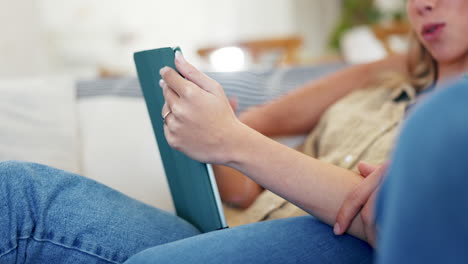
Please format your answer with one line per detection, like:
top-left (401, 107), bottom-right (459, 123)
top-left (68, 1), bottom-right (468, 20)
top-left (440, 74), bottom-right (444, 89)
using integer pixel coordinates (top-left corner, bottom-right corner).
top-left (78, 96), bottom-right (175, 212)
top-left (0, 76), bottom-right (81, 173)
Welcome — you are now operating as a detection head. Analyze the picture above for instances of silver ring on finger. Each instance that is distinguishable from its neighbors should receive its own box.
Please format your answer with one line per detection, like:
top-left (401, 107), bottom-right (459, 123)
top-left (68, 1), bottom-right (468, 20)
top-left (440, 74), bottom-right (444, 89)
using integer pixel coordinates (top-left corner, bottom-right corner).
top-left (162, 110), bottom-right (172, 123)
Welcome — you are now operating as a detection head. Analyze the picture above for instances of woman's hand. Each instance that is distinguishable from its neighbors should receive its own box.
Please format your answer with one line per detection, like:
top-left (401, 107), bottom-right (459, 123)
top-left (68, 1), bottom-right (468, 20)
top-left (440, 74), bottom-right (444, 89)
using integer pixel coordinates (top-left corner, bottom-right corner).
top-left (159, 51), bottom-right (246, 165)
top-left (334, 161), bottom-right (389, 247)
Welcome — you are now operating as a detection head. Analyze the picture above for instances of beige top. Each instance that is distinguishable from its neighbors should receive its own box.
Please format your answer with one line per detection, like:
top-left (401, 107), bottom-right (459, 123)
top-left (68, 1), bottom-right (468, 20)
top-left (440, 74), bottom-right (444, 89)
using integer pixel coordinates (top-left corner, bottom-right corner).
top-left (235, 74), bottom-right (417, 225)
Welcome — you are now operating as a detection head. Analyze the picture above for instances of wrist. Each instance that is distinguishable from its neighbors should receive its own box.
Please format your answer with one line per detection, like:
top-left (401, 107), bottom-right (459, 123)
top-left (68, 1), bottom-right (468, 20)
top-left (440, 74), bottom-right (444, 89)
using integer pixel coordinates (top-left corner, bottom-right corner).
top-left (221, 120), bottom-right (257, 168)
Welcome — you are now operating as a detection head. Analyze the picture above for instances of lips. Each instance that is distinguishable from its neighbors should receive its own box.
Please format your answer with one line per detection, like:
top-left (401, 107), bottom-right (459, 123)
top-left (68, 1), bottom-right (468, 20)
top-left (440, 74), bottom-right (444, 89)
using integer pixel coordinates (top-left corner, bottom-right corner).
top-left (421, 23), bottom-right (446, 41)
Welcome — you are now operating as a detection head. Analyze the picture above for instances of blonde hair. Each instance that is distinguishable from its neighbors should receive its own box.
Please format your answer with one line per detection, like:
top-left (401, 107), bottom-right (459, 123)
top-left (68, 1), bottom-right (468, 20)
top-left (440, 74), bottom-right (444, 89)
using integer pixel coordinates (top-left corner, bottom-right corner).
top-left (407, 33), bottom-right (438, 92)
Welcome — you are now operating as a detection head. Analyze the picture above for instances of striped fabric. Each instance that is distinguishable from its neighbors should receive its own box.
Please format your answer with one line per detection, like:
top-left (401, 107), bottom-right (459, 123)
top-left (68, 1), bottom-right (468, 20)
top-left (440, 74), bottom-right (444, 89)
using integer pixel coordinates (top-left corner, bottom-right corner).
top-left (76, 64), bottom-right (345, 114)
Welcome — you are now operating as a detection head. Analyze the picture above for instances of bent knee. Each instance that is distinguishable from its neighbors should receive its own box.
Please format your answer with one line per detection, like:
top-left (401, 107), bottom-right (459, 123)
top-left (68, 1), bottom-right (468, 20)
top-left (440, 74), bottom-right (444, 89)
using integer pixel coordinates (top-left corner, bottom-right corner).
top-left (0, 160), bottom-right (55, 186)
top-left (0, 160), bottom-right (34, 174)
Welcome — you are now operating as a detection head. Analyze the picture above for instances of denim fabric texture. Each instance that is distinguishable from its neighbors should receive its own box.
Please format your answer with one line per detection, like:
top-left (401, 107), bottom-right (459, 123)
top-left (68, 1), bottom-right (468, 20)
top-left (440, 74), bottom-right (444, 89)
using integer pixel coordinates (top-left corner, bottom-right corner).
top-left (0, 161), bottom-right (200, 263)
top-left (376, 79), bottom-right (468, 263)
top-left (124, 216), bottom-right (373, 264)
top-left (0, 161), bottom-right (373, 264)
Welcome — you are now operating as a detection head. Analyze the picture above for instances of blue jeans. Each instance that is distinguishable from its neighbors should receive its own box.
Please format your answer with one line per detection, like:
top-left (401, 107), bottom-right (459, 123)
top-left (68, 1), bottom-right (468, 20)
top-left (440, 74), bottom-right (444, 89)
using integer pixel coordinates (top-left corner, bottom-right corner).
top-left (375, 79), bottom-right (468, 263)
top-left (0, 161), bottom-right (372, 264)
top-left (0, 161), bottom-right (200, 263)
top-left (1, 80), bottom-right (467, 263)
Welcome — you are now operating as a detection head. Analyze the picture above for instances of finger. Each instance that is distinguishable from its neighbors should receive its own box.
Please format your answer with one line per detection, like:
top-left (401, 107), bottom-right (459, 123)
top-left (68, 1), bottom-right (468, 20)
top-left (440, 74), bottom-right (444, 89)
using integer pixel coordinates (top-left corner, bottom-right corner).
top-left (361, 190), bottom-right (378, 247)
top-left (334, 185), bottom-right (374, 235)
top-left (334, 173), bottom-right (382, 235)
top-left (335, 163), bottom-right (388, 236)
top-left (163, 121), bottom-right (176, 147)
top-left (160, 66), bottom-right (194, 98)
top-left (174, 51), bottom-right (222, 95)
top-left (160, 79), bottom-right (181, 114)
top-left (357, 162), bottom-right (379, 178)
top-left (160, 79), bottom-right (171, 117)
top-left (161, 103), bottom-right (170, 118)
top-left (376, 162), bottom-right (390, 184)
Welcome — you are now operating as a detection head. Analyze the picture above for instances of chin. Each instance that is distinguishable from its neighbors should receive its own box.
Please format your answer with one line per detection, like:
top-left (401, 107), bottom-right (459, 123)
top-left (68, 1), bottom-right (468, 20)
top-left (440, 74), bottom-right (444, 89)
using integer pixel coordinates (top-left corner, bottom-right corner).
top-left (428, 46), bottom-right (467, 64)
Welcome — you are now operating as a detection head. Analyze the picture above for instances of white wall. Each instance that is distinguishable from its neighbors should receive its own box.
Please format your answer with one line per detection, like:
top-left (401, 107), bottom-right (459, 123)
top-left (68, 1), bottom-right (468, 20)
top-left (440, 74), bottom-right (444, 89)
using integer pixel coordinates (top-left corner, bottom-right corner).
top-left (38, 0), bottom-right (299, 75)
top-left (0, 0), bottom-right (340, 77)
top-left (231, 0), bottom-right (295, 39)
top-left (0, 0), bottom-right (50, 77)
top-left (294, 0), bottom-right (342, 59)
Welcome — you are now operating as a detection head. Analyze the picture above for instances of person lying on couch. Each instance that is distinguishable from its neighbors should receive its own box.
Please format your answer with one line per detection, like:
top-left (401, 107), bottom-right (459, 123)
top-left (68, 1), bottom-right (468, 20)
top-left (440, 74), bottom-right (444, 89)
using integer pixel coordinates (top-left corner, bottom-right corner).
top-left (1, 0), bottom-right (468, 263)
top-left (213, 32), bottom-right (426, 226)
top-left (213, 53), bottom-right (408, 222)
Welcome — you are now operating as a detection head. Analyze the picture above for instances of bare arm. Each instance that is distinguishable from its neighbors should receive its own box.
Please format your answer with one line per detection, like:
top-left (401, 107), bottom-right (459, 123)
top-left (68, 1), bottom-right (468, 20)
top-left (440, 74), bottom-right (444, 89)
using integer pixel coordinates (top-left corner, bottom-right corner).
top-left (215, 54), bottom-right (407, 208)
top-left (239, 54), bottom-right (407, 136)
top-left (160, 53), bottom-right (406, 242)
top-left (227, 124), bottom-right (368, 240)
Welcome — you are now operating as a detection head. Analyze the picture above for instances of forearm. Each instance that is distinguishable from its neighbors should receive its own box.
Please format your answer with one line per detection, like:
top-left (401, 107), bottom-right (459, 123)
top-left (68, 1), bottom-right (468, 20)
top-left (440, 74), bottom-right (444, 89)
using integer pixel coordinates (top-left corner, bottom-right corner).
top-left (240, 54), bottom-right (407, 137)
top-left (161, 52), bottom-right (371, 239)
top-left (226, 123), bottom-right (368, 241)
top-left (216, 55), bottom-right (407, 207)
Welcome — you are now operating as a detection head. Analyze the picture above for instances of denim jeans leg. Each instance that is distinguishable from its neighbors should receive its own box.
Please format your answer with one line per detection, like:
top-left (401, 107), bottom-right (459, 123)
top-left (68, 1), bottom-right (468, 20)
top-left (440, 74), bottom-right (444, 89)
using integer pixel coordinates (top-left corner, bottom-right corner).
top-left (0, 161), bottom-right (200, 264)
top-left (376, 80), bottom-right (468, 263)
top-left (125, 216), bottom-right (373, 264)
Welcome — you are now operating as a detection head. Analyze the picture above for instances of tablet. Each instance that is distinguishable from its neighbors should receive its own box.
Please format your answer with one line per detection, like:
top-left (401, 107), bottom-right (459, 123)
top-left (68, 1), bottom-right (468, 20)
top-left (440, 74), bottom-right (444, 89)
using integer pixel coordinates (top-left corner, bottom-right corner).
top-left (134, 47), bottom-right (228, 233)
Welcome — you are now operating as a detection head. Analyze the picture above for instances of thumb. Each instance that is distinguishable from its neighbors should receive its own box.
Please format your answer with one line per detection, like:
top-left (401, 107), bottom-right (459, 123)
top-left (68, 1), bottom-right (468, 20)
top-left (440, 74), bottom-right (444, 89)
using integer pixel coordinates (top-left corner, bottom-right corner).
top-left (174, 51), bottom-right (221, 95)
top-left (358, 162), bottom-right (378, 178)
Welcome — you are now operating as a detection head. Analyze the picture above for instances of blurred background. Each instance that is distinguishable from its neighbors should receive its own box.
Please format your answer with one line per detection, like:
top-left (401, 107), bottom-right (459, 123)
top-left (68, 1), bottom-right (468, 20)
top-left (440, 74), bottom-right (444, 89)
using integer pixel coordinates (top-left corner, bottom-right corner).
top-left (0, 0), bottom-right (409, 78)
top-left (0, 0), bottom-right (411, 213)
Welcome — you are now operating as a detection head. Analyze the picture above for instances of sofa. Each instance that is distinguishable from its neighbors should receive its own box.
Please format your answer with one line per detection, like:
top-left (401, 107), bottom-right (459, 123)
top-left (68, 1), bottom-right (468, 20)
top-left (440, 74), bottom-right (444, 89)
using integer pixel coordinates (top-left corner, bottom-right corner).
top-left (0, 63), bottom-right (344, 219)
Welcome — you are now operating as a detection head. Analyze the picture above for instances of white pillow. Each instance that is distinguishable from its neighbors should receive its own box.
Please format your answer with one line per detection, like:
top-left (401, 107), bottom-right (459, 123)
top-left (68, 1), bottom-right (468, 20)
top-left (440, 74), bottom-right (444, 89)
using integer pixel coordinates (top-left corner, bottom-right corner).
top-left (78, 96), bottom-right (175, 213)
top-left (0, 76), bottom-right (81, 173)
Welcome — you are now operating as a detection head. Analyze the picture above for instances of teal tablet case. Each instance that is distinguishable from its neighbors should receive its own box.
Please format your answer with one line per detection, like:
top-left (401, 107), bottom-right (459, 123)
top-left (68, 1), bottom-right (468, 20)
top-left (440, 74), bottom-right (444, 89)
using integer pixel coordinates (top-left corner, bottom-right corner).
top-left (134, 47), bottom-right (227, 233)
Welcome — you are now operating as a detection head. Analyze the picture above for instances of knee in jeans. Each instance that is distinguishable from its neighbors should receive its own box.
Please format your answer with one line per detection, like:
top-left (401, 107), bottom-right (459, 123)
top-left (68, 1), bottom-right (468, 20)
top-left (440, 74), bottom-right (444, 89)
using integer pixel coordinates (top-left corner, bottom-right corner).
top-left (0, 160), bottom-right (37, 185)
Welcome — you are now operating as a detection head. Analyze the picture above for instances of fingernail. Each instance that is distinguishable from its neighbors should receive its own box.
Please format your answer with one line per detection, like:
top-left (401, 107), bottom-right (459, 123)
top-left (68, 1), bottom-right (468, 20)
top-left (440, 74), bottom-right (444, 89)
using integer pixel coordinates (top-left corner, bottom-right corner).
top-left (175, 51), bottom-right (185, 64)
top-left (159, 79), bottom-right (165, 88)
top-left (159, 67), bottom-right (169, 76)
top-left (333, 223), bottom-right (341, 235)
